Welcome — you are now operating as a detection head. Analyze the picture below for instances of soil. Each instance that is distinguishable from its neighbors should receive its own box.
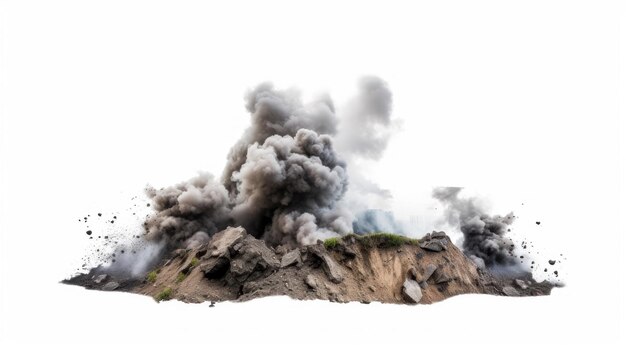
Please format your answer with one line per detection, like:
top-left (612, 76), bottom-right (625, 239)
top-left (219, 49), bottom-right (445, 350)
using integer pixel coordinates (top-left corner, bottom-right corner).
top-left (63, 227), bottom-right (556, 304)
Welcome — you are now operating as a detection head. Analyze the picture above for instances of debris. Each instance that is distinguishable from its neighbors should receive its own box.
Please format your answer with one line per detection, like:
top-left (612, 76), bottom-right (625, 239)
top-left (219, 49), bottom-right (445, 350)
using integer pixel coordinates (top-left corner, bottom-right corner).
top-left (102, 281), bottom-right (120, 291)
top-left (93, 274), bottom-right (107, 284)
top-left (304, 275), bottom-right (318, 290)
top-left (502, 286), bottom-right (520, 297)
top-left (402, 279), bottom-right (422, 303)
top-left (280, 249), bottom-right (302, 268)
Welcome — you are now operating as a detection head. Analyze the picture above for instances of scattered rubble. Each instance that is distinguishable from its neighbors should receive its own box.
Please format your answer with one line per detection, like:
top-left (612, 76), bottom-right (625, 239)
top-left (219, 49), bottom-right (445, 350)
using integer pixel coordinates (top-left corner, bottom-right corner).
top-left (64, 228), bottom-right (557, 305)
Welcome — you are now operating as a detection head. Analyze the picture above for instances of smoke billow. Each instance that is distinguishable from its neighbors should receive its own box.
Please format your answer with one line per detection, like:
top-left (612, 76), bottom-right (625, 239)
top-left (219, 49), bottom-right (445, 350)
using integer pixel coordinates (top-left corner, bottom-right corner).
top-left (143, 78), bottom-right (400, 250)
top-left (432, 187), bottom-right (520, 270)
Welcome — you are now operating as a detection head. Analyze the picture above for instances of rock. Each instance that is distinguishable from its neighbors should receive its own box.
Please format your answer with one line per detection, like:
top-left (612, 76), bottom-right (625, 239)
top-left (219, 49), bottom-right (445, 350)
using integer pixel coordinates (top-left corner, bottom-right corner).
top-left (502, 286), bottom-right (520, 297)
top-left (514, 279), bottom-right (528, 290)
top-left (423, 263), bottom-right (438, 281)
top-left (418, 281), bottom-right (428, 289)
top-left (341, 245), bottom-right (357, 258)
top-left (431, 231), bottom-right (447, 239)
top-left (548, 260), bottom-right (556, 265)
top-left (229, 236), bottom-right (280, 282)
top-left (209, 227), bottom-right (246, 258)
top-left (102, 281), bottom-right (119, 291)
top-left (433, 271), bottom-right (452, 284)
top-left (402, 279), bottom-right (423, 303)
top-left (304, 275), bottom-right (318, 290)
top-left (368, 285), bottom-right (376, 292)
top-left (93, 274), bottom-right (107, 284)
top-left (419, 239), bottom-right (447, 252)
top-left (310, 246), bottom-right (344, 284)
top-left (201, 256), bottom-right (230, 279)
top-left (280, 249), bottom-right (302, 268)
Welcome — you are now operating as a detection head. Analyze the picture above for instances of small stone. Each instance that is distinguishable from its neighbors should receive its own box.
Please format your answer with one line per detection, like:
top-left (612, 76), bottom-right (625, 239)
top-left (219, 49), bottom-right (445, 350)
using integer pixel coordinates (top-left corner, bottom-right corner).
top-left (536, 221), bottom-right (541, 225)
top-left (304, 275), bottom-right (318, 290)
top-left (93, 274), bottom-right (107, 284)
top-left (502, 286), bottom-right (520, 296)
top-left (514, 279), bottom-right (528, 290)
top-left (418, 281), bottom-right (428, 289)
top-left (548, 260), bottom-right (556, 265)
top-left (102, 281), bottom-right (119, 291)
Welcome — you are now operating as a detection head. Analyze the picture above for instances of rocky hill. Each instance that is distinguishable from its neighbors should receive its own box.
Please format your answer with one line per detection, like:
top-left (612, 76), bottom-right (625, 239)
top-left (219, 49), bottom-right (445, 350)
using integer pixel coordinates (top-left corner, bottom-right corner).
top-left (64, 227), bottom-right (555, 304)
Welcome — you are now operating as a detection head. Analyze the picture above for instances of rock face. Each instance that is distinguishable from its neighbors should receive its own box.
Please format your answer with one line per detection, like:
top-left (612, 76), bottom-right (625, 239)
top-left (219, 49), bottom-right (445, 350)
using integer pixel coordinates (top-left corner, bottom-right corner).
top-left (402, 279), bottom-right (423, 303)
top-left (64, 228), bottom-right (557, 305)
top-left (309, 246), bottom-right (344, 284)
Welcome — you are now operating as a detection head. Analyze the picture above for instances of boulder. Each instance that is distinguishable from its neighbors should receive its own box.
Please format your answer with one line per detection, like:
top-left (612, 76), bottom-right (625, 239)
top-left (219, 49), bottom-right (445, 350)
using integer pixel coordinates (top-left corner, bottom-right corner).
top-left (102, 281), bottom-right (119, 291)
top-left (93, 274), bottom-right (107, 284)
top-left (431, 231), bottom-right (447, 239)
top-left (229, 236), bottom-right (280, 282)
top-left (402, 279), bottom-right (423, 303)
top-left (502, 286), bottom-right (520, 297)
top-left (310, 246), bottom-right (344, 284)
top-left (201, 256), bottom-right (230, 279)
top-left (280, 249), bottom-right (302, 268)
top-left (420, 239), bottom-right (447, 252)
top-left (422, 264), bottom-right (438, 281)
top-left (209, 227), bottom-right (246, 258)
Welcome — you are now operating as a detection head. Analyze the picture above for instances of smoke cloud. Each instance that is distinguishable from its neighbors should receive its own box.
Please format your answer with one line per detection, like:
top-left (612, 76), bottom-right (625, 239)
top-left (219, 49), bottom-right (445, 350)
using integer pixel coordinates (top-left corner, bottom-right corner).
top-left (432, 187), bottom-right (520, 270)
top-left (144, 78), bottom-right (400, 249)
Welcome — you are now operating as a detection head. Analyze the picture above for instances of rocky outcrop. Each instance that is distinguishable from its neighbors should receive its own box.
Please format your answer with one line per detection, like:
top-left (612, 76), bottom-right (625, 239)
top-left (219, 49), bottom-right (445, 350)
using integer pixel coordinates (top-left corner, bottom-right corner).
top-left (64, 228), bottom-right (557, 304)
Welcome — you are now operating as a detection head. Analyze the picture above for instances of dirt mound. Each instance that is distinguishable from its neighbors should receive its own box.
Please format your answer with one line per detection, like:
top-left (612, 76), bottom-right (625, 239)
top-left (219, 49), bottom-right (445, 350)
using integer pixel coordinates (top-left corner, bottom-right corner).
top-left (63, 227), bottom-right (555, 304)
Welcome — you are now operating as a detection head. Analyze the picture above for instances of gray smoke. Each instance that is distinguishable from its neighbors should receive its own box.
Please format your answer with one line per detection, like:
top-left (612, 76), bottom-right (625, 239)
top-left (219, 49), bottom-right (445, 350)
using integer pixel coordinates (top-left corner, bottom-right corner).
top-left (336, 76), bottom-right (395, 160)
top-left (432, 187), bottom-right (520, 270)
top-left (144, 81), bottom-right (368, 248)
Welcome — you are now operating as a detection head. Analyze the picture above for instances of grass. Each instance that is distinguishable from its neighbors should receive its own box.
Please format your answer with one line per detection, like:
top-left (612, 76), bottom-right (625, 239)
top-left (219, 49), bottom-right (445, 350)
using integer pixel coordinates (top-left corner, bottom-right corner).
top-left (190, 257), bottom-right (199, 267)
top-left (176, 272), bottom-right (187, 283)
top-left (323, 237), bottom-right (340, 249)
top-left (154, 287), bottom-right (172, 302)
top-left (146, 270), bottom-right (158, 283)
top-left (325, 233), bottom-right (420, 249)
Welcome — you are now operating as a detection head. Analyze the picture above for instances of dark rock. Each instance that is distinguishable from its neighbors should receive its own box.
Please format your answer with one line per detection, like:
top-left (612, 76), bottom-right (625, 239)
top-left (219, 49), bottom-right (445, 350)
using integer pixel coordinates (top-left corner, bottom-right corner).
top-left (229, 236), bottom-right (280, 282)
top-left (433, 270), bottom-right (452, 284)
top-left (201, 257), bottom-right (230, 279)
top-left (418, 281), bottom-right (428, 289)
top-left (549, 260), bottom-right (556, 265)
top-left (407, 267), bottom-right (418, 280)
top-left (536, 221), bottom-right (541, 225)
top-left (402, 279), bottom-right (422, 303)
top-left (423, 263), bottom-right (438, 281)
top-left (280, 249), bottom-right (302, 268)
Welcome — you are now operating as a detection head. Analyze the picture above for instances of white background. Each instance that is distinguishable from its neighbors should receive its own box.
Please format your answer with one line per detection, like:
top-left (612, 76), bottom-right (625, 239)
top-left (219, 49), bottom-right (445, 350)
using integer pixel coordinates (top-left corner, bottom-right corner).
top-left (1, 0), bottom-right (624, 349)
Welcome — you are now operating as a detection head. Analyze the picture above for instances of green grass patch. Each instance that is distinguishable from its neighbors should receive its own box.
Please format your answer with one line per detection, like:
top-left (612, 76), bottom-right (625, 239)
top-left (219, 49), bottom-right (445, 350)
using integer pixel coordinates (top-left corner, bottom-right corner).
top-left (323, 237), bottom-right (341, 249)
top-left (146, 270), bottom-right (158, 283)
top-left (190, 257), bottom-right (199, 267)
top-left (324, 233), bottom-right (419, 249)
top-left (154, 287), bottom-right (172, 302)
top-left (176, 272), bottom-right (187, 283)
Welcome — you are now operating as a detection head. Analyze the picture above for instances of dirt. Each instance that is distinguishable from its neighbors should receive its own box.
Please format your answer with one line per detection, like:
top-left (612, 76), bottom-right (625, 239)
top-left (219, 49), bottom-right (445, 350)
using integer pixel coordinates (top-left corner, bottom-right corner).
top-left (63, 227), bottom-right (556, 304)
